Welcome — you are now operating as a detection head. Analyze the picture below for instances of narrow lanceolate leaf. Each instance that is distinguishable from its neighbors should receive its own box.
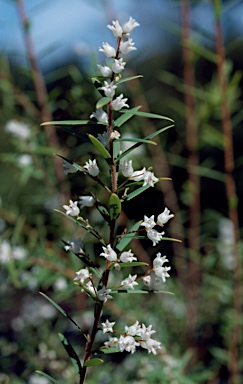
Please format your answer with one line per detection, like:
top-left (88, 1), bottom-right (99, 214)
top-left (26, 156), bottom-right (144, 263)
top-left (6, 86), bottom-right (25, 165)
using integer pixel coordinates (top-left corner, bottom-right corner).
top-left (111, 289), bottom-right (174, 295)
top-left (124, 184), bottom-right (151, 201)
top-left (35, 371), bottom-right (59, 383)
top-left (58, 333), bottom-right (82, 373)
top-left (39, 292), bottom-right (86, 336)
top-left (115, 137), bottom-right (156, 145)
top-left (116, 221), bottom-right (142, 251)
top-left (109, 261), bottom-right (148, 270)
top-left (120, 110), bottom-right (174, 122)
top-left (109, 193), bottom-right (121, 219)
top-left (96, 96), bottom-right (112, 109)
top-left (116, 125), bottom-right (174, 161)
top-left (100, 347), bottom-right (119, 354)
top-left (162, 237), bottom-right (182, 243)
top-left (41, 120), bottom-right (92, 126)
top-left (83, 358), bottom-right (104, 367)
top-left (114, 106), bottom-right (141, 127)
top-left (88, 134), bottom-right (111, 159)
top-left (116, 75), bottom-right (143, 84)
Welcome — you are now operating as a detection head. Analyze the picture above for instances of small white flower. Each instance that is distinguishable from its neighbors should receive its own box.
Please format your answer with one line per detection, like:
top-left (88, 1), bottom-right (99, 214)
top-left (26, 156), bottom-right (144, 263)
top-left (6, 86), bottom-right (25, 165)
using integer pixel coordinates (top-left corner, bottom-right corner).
top-left (79, 196), bottom-right (95, 209)
top-left (100, 80), bottom-right (117, 97)
top-left (121, 274), bottom-right (138, 290)
top-left (147, 229), bottom-right (164, 246)
top-left (73, 268), bottom-right (90, 284)
top-left (97, 64), bottom-right (112, 77)
top-left (5, 120), bottom-right (30, 139)
top-left (97, 130), bottom-right (109, 147)
top-left (63, 160), bottom-right (77, 175)
top-left (63, 200), bottom-right (80, 216)
top-left (120, 160), bottom-right (133, 177)
top-left (100, 244), bottom-right (117, 262)
top-left (140, 323), bottom-right (156, 340)
top-left (84, 159), bottom-right (100, 177)
top-left (112, 58), bottom-right (126, 74)
top-left (107, 20), bottom-right (123, 37)
top-left (104, 337), bottom-right (119, 348)
top-left (120, 250), bottom-right (137, 263)
top-left (141, 215), bottom-right (156, 229)
top-left (153, 253), bottom-right (169, 267)
top-left (143, 275), bottom-right (151, 287)
top-left (99, 42), bottom-right (116, 57)
top-left (125, 321), bottom-right (141, 336)
top-left (110, 130), bottom-right (121, 140)
top-left (97, 286), bottom-right (113, 302)
top-left (101, 319), bottom-right (116, 334)
top-left (122, 17), bottom-right (140, 34)
top-left (90, 108), bottom-right (108, 123)
top-left (111, 94), bottom-right (129, 111)
top-left (140, 337), bottom-right (161, 355)
top-left (64, 237), bottom-right (83, 253)
top-left (130, 167), bottom-right (146, 181)
top-left (120, 38), bottom-right (137, 54)
top-left (143, 170), bottom-right (158, 187)
top-left (82, 280), bottom-right (96, 296)
top-left (153, 265), bottom-right (171, 282)
top-left (118, 335), bottom-right (140, 354)
top-left (157, 207), bottom-right (174, 226)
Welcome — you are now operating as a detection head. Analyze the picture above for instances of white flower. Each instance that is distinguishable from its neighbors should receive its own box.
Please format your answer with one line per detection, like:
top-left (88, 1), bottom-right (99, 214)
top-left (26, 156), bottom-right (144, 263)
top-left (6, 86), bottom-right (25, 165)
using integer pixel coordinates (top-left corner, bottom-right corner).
top-left (140, 323), bottom-right (156, 340)
top-left (120, 160), bottom-right (133, 177)
top-left (97, 286), bottom-right (113, 302)
top-left (97, 64), bottom-right (112, 77)
top-left (63, 200), bottom-right (80, 216)
top-left (153, 253), bottom-right (169, 267)
top-left (122, 17), bottom-right (140, 34)
top-left (157, 207), bottom-right (174, 226)
top-left (130, 168), bottom-right (158, 187)
top-left (118, 335), bottom-right (140, 354)
top-left (140, 337), bottom-right (161, 355)
top-left (112, 58), bottom-right (126, 74)
top-left (120, 38), bottom-right (137, 54)
top-left (84, 159), bottom-right (100, 177)
top-left (73, 268), bottom-right (90, 284)
top-left (79, 196), bottom-right (95, 209)
top-left (82, 280), bottom-right (96, 296)
top-left (125, 321), bottom-right (141, 336)
top-left (153, 265), bottom-right (171, 282)
top-left (101, 319), bottom-right (116, 334)
top-left (100, 80), bottom-right (117, 97)
top-left (100, 244), bottom-right (117, 262)
top-left (110, 130), bottom-right (121, 140)
top-left (111, 94), bottom-right (129, 111)
top-left (63, 160), bottom-right (77, 175)
top-left (64, 237), bottom-right (83, 253)
top-left (107, 20), bottom-right (123, 37)
top-left (104, 337), bottom-right (119, 348)
top-left (147, 229), bottom-right (164, 246)
top-left (99, 42), bottom-right (116, 57)
top-left (120, 250), bottom-right (137, 263)
top-left (143, 275), bottom-right (151, 287)
top-left (5, 120), bottom-right (30, 139)
top-left (121, 274), bottom-right (138, 290)
top-left (141, 215), bottom-right (156, 229)
top-left (90, 108), bottom-right (108, 123)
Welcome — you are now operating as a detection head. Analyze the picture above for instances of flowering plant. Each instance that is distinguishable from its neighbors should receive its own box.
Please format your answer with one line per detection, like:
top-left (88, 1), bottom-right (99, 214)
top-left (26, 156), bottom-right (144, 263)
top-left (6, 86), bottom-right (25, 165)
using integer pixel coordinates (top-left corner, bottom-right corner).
top-left (39, 16), bottom-right (177, 384)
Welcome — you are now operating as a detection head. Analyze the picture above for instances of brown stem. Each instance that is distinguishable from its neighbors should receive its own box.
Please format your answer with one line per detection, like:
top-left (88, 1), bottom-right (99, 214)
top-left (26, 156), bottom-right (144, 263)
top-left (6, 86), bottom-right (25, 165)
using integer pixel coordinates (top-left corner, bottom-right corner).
top-left (212, 1), bottom-right (242, 383)
top-left (181, 0), bottom-right (201, 341)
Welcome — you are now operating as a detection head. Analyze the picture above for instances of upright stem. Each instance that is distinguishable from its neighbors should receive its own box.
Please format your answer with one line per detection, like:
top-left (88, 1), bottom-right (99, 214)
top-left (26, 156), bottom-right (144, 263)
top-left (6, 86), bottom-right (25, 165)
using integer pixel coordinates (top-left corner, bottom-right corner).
top-left (212, 1), bottom-right (241, 383)
top-left (181, 0), bottom-right (201, 340)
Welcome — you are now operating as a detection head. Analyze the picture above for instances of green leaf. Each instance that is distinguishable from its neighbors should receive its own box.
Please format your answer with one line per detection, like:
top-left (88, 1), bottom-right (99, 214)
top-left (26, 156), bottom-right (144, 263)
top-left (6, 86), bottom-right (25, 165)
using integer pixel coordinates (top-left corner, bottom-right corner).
top-left (162, 237), bottom-right (182, 243)
top-left (109, 193), bottom-right (121, 219)
top-left (116, 75), bottom-right (143, 84)
top-left (41, 120), bottom-right (90, 126)
top-left (96, 96), bottom-right (112, 109)
top-left (124, 184), bottom-right (151, 201)
top-left (120, 110), bottom-right (174, 122)
top-left (111, 289), bottom-right (174, 295)
top-left (116, 137), bottom-right (156, 145)
top-left (35, 371), bottom-right (59, 383)
top-left (116, 221), bottom-right (142, 251)
top-left (116, 125), bottom-right (174, 161)
top-left (114, 106), bottom-right (141, 127)
top-left (119, 261), bottom-right (148, 268)
top-left (39, 292), bottom-right (86, 335)
top-left (83, 358), bottom-right (104, 367)
top-left (88, 134), bottom-right (111, 159)
top-left (113, 138), bottom-right (121, 159)
top-left (58, 333), bottom-right (82, 373)
top-left (100, 347), bottom-right (119, 354)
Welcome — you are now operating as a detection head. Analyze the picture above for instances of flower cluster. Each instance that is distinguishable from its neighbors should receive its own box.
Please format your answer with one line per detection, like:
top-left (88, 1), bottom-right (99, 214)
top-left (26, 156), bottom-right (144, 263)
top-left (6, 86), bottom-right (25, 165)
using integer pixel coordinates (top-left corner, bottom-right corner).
top-left (141, 207), bottom-right (174, 246)
top-left (103, 320), bottom-right (161, 355)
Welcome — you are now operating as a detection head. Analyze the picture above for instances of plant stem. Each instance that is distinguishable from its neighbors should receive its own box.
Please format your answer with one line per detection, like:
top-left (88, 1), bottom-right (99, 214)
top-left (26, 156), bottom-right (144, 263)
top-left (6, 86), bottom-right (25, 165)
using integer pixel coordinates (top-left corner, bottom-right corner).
top-left (212, 1), bottom-right (242, 383)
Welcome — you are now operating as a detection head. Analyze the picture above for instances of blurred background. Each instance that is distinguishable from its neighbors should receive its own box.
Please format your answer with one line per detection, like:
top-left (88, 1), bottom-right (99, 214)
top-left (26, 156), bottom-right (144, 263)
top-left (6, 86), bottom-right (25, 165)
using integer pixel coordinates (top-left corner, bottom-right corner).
top-left (0, 0), bottom-right (242, 383)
